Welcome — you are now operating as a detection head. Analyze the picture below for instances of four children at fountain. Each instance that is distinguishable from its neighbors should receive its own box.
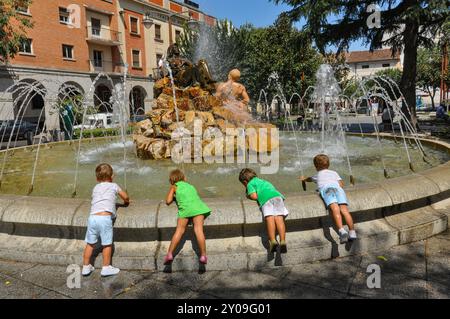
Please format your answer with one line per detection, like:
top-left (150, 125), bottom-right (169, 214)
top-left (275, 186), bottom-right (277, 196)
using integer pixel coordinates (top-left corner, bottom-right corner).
top-left (82, 154), bottom-right (356, 276)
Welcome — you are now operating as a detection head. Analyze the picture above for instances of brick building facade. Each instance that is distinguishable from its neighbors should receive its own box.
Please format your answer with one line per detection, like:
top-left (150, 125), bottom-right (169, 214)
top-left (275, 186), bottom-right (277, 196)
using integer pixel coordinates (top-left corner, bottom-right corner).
top-left (0, 0), bottom-right (215, 133)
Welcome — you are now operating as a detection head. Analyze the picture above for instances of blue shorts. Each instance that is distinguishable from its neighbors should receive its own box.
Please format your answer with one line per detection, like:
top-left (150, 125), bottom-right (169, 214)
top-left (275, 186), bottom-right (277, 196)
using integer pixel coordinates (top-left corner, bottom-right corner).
top-left (85, 215), bottom-right (113, 246)
top-left (319, 185), bottom-right (348, 208)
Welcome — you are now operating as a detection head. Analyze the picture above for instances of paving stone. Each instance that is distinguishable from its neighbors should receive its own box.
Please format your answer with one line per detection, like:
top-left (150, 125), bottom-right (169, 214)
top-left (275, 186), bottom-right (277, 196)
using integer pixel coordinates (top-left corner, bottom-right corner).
top-left (349, 271), bottom-right (428, 299)
top-left (284, 256), bottom-right (361, 294)
top-left (359, 241), bottom-right (426, 280)
top-left (0, 273), bottom-right (49, 299)
top-left (0, 259), bottom-right (37, 277)
top-left (147, 270), bottom-right (221, 292)
top-left (114, 279), bottom-right (195, 299)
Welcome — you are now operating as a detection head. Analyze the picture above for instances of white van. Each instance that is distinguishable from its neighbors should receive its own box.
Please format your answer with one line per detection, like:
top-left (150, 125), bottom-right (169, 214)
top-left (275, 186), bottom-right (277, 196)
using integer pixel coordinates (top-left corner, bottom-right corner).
top-left (74, 113), bottom-right (121, 130)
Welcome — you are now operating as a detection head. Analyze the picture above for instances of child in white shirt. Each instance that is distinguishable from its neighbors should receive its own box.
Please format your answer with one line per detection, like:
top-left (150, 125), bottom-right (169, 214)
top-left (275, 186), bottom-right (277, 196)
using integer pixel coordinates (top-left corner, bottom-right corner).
top-left (82, 163), bottom-right (129, 277)
top-left (301, 154), bottom-right (357, 243)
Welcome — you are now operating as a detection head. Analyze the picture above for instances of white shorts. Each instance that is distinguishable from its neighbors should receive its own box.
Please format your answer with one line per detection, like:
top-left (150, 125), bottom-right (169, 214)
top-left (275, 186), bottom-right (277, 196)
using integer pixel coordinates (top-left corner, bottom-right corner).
top-left (261, 197), bottom-right (289, 218)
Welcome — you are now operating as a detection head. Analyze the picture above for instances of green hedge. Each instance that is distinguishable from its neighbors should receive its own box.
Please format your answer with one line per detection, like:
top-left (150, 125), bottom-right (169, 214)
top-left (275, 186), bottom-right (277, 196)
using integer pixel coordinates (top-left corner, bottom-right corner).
top-left (72, 127), bottom-right (133, 139)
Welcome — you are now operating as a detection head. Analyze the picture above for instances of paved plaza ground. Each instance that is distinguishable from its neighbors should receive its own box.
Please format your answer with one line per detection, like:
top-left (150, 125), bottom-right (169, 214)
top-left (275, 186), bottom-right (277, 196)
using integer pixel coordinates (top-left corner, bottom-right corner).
top-left (0, 230), bottom-right (449, 299)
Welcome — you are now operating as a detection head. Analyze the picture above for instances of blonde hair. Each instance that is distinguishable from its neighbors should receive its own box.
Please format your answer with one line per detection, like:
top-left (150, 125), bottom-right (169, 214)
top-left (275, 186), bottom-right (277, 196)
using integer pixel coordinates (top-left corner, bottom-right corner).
top-left (96, 163), bottom-right (113, 181)
top-left (314, 154), bottom-right (330, 170)
top-left (169, 169), bottom-right (186, 185)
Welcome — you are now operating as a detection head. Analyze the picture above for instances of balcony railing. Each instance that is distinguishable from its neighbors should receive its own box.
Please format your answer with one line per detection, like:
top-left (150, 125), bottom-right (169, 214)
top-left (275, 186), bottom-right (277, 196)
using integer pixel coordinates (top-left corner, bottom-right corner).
top-left (88, 59), bottom-right (124, 74)
top-left (86, 26), bottom-right (121, 45)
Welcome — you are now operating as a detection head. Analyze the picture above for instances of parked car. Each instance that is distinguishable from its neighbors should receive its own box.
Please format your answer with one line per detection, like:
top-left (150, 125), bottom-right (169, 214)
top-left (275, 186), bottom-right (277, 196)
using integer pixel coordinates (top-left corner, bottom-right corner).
top-left (0, 120), bottom-right (38, 144)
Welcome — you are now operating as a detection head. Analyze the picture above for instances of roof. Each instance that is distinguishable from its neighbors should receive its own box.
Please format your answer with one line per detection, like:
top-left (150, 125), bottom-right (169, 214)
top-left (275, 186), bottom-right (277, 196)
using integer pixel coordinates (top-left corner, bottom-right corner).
top-left (345, 49), bottom-right (400, 64)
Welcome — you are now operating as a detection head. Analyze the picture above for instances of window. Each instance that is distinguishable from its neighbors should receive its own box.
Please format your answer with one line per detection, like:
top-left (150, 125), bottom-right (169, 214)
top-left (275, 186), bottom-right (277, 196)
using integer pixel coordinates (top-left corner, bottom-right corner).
top-left (91, 18), bottom-right (101, 37)
top-left (130, 17), bottom-right (139, 35)
top-left (132, 50), bottom-right (141, 68)
top-left (175, 30), bottom-right (182, 42)
top-left (62, 45), bottom-right (74, 59)
top-left (15, 6), bottom-right (29, 14)
top-left (362, 65), bottom-right (370, 69)
top-left (382, 63), bottom-right (390, 68)
top-left (19, 39), bottom-right (33, 54)
top-left (59, 7), bottom-right (70, 24)
top-left (156, 54), bottom-right (163, 67)
top-left (93, 50), bottom-right (103, 67)
top-left (155, 24), bottom-right (162, 40)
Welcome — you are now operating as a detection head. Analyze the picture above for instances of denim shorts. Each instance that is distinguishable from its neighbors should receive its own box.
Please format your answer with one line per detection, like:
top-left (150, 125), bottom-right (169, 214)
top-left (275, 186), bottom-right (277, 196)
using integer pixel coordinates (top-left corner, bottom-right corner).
top-left (319, 185), bottom-right (348, 207)
top-left (85, 215), bottom-right (113, 246)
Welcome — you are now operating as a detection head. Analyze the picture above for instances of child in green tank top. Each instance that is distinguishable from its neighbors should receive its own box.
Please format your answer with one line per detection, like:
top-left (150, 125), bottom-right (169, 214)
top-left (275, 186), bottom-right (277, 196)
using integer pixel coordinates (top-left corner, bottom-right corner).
top-left (164, 169), bottom-right (211, 266)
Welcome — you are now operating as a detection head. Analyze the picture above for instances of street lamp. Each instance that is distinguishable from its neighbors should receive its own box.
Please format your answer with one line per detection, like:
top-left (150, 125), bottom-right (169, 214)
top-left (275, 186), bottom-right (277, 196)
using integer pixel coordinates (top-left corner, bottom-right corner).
top-left (143, 12), bottom-right (154, 29)
top-left (168, 10), bottom-right (199, 45)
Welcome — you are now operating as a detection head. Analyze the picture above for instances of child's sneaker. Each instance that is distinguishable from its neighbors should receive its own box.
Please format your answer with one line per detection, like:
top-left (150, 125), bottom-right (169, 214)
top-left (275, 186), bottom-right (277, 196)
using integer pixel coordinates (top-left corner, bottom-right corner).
top-left (101, 265), bottom-right (120, 277)
top-left (164, 253), bottom-right (174, 265)
top-left (349, 230), bottom-right (357, 241)
top-left (269, 240), bottom-right (279, 253)
top-left (199, 256), bottom-right (208, 265)
top-left (280, 241), bottom-right (287, 254)
top-left (339, 229), bottom-right (349, 244)
top-left (82, 264), bottom-right (95, 276)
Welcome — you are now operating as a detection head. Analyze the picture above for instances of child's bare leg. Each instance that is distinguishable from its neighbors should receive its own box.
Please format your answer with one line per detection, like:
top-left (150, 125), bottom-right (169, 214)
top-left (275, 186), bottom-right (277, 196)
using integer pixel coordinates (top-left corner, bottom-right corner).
top-left (168, 218), bottom-right (189, 254)
top-left (265, 216), bottom-right (276, 241)
top-left (274, 216), bottom-right (286, 242)
top-left (193, 215), bottom-right (207, 256)
top-left (329, 203), bottom-right (344, 230)
top-left (83, 244), bottom-right (95, 266)
top-left (340, 204), bottom-right (354, 230)
top-left (102, 245), bottom-right (113, 267)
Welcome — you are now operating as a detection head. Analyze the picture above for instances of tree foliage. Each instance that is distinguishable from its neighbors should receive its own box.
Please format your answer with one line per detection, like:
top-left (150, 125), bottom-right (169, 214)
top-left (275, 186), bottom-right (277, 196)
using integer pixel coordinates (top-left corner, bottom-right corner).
top-left (178, 16), bottom-right (322, 102)
top-left (417, 45), bottom-right (449, 108)
top-left (271, 0), bottom-right (450, 124)
top-left (0, 0), bottom-right (34, 63)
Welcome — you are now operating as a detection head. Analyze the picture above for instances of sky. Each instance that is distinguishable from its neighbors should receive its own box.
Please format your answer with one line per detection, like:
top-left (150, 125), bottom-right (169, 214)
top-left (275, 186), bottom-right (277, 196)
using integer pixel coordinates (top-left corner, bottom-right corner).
top-left (194, 0), bottom-right (368, 51)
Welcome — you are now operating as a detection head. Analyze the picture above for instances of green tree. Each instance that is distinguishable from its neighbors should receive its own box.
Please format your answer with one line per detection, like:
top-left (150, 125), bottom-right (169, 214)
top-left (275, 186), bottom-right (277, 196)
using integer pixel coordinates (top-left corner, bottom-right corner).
top-left (271, 0), bottom-right (449, 126)
top-left (416, 45), bottom-right (448, 109)
top-left (0, 0), bottom-right (33, 63)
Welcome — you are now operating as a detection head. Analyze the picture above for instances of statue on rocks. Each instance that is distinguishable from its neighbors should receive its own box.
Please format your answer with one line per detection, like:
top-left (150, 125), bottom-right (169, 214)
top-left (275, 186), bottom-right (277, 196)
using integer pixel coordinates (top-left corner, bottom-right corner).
top-left (216, 69), bottom-right (252, 123)
top-left (166, 43), bottom-right (214, 89)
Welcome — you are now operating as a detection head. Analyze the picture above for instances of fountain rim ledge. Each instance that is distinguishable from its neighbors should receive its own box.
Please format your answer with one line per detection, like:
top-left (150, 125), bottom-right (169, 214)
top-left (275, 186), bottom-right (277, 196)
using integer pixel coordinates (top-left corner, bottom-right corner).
top-left (0, 133), bottom-right (448, 231)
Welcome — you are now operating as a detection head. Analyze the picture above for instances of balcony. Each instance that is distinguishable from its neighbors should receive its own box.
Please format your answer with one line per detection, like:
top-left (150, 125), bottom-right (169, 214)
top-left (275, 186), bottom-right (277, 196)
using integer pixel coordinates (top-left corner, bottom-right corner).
top-left (88, 59), bottom-right (124, 74)
top-left (86, 26), bottom-right (121, 46)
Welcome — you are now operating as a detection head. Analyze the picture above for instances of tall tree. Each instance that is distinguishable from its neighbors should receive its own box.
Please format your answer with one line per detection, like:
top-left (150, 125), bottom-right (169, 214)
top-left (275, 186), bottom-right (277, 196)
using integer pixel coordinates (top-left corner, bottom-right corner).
top-left (0, 0), bottom-right (33, 63)
top-left (271, 0), bottom-right (449, 126)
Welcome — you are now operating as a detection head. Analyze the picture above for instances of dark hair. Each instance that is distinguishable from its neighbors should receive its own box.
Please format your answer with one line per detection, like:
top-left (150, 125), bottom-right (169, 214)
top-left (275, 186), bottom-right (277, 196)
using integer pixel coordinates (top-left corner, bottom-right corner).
top-left (96, 163), bottom-right (113, 181)
top-left (239, 168), bottom-right (257, 184)
top-left (169, 169), bottom-right (186, 185)
top-left (313, 154), bottom-right (330, 170)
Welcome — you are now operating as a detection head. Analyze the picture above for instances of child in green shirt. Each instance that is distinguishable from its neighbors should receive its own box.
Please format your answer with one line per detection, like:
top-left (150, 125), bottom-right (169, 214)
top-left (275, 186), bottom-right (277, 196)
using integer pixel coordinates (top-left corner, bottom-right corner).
top-left (239, 168), bottom-right (288, 253)
top-left (164, 169), bottom-right (211, 265)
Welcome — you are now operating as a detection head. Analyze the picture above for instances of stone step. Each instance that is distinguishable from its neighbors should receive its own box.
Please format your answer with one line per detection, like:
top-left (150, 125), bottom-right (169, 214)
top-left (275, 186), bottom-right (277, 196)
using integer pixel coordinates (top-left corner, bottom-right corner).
top-left (0, 205), bottom-right (447, 272)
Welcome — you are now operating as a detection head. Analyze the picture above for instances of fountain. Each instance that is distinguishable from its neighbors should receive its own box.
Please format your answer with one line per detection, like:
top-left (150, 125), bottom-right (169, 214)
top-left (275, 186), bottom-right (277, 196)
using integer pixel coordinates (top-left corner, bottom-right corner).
top-left (0, 60), bottom-right (449, 271)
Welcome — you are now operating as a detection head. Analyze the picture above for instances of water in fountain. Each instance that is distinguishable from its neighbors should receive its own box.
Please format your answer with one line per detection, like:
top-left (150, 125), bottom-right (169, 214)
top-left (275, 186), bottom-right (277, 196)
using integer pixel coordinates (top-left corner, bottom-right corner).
top-left (0, 62), bottom-right (448, 200)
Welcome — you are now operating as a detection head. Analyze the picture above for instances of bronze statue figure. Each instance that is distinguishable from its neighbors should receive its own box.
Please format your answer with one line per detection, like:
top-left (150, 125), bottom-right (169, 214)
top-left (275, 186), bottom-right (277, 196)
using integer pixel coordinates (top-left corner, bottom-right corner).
top-left (166, 43), bottom-right (214, 89)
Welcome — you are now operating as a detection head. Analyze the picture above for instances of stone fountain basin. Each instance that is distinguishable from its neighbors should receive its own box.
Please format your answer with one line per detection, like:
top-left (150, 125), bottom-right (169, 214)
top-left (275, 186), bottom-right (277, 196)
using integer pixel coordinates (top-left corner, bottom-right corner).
top-left (0, 135), bottom-right (449, 271)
